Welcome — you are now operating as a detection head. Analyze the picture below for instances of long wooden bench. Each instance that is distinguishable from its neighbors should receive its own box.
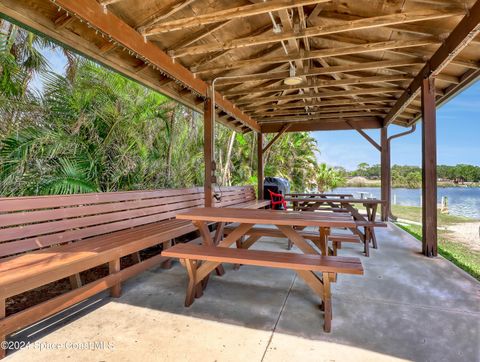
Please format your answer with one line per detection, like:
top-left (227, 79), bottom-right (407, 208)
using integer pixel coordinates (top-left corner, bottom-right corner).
top-left (0, 185), bottom-right (265, 357)
top-left (162, 244), bottom-right (363, 332)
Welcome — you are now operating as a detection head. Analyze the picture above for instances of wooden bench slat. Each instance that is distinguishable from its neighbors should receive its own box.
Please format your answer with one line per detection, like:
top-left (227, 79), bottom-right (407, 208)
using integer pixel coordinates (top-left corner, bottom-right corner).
top-left (0, 211), bottom-right (194, 257)
top-left (162, 244), bottom-right (363, 275)
top-left (0, 200), bottom-right (204, 243)
top-left (0, 192), bottom-right (205, 228)
top-left (0, 188), bottom-right (205, 212)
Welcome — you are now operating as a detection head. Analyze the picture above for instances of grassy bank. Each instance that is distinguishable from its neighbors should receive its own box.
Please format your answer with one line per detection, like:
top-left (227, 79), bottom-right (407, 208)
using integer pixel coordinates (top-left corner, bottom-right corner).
top-left (396, 223), bottom-right (480, 281)
top-left (391, 205), bottom-right (476, 225)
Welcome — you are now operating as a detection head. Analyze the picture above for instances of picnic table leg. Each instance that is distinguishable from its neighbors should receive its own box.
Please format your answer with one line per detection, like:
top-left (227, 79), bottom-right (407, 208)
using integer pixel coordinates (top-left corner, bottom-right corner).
top-left (319, 227), bottom-right (328, 256)
top-left (371, 228), bottom-right (378, 249)
top-left (213, 222), bottom-right (226, 275)
top-left (370, 204), bottom-right (379, 249)
top-left (184, 259), bottom-right (200, 307)
top-left (193, 220), bottom-right (225, 277)
top-left (322, 272), bottom-right (332, 332)
top-left (364, 227), bottom-right (370, 257)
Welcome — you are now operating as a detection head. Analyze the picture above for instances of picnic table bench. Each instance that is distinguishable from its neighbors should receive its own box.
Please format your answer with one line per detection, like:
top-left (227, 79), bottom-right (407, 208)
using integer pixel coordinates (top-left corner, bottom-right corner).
top-left (164, 207), bottom-right (362, 332)
top-left (285, 196), bottom-right (387, 256)
top-left (0, 185), bottom-right (266, 357)
top-left (223, 212), bottom-right (361, 254)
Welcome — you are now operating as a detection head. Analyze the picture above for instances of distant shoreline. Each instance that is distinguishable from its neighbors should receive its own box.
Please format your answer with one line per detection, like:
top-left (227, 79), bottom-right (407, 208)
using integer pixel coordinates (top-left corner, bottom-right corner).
top-left (344, 179), bottom-right (480, 188)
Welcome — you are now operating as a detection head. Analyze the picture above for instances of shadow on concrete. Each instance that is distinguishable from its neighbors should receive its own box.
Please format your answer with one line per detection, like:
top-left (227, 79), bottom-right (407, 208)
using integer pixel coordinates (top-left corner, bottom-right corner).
top-left (9, 225), bottom-right (480, 361)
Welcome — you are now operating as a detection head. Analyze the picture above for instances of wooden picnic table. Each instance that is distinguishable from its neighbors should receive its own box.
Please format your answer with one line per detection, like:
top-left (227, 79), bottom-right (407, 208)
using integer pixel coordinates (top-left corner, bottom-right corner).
top-left (170, 207), bottom-right (361, 332)
top-left (285, 193), bottom-right (353, 198)
top-left (176, 207), bottom-right (355, 257)
top-left (284, 197), bottom-right (387, 256)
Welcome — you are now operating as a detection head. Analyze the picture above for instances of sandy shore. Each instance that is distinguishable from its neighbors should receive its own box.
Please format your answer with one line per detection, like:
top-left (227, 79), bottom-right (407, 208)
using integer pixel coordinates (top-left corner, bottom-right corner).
top-left (445, 222), bottom-right (480, 251)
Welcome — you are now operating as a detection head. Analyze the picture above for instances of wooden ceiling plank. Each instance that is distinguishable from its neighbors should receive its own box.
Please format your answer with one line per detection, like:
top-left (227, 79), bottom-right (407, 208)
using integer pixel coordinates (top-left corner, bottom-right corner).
top-left (384, 0), bottom-right (480, 126)
top-left (173, 8), bottom-right (464, 57)
top-left (141, 0), bottom-right (329, 35)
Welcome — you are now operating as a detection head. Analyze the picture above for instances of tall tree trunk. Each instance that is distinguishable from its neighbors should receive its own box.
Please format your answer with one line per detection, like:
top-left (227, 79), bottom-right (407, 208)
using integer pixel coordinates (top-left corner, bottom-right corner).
top-left (222, 130), bottom-right (235, 186)
top-left (166, 106), bottom-right (176, 184)
top-left (249, 134), bottom-right (255, 176)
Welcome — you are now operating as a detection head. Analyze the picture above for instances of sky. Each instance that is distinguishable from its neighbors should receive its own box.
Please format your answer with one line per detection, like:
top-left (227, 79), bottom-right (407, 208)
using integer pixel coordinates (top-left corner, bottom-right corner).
top-left (313, 82), bottom-right (480, 170)
top-left (36, 49), bottom-right (480, 171)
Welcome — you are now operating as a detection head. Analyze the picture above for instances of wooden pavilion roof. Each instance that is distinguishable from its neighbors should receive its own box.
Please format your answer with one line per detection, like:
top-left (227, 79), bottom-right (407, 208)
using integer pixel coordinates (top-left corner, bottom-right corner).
top-left (1, 0), bottom-right (480, 133)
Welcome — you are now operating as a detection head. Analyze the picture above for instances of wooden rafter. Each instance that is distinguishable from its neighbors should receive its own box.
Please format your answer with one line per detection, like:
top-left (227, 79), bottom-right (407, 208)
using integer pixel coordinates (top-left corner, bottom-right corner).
top-left (138, 0), bottom-right (197, 32)
top-left (192, 38), bottom-right (439, 73)
top-left (235, 87), bottom-right (404, 105)
top-left (213, 59), bottom-right (424, 85)
top-left (224, 74), bottom-right (411, 97)
top-left (140, 0), bottom-right (330, 35)
top-left (384, 0), bottom-right (480, 126)
top-left (172, 9), bottom-right (464, 57)
top-left (258, 105), bottom-right (393, 117)
top-left (242, 97), bottom-right (398, 112)
top-left (99, 0), bottom-right (124, 5)
top-left (167, 21), bottom-right (231, 50)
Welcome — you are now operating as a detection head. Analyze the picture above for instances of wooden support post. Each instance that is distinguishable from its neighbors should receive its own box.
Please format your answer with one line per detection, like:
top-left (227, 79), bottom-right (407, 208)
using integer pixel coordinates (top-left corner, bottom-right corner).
top-left (108, 259), bottom-right (121, 297)
top-left (380, 127), bottom-right (390, 221)
top-left (257, 132), bottom-right (264, 200)
top-left (421, 76), bottom-right (438, 257)
top-left (204, 97), bottom-right (214, 207)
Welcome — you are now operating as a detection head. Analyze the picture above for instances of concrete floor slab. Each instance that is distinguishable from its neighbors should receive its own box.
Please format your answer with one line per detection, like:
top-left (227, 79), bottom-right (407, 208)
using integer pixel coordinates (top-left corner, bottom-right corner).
top-left (4, 224), bottom-right (480, 362)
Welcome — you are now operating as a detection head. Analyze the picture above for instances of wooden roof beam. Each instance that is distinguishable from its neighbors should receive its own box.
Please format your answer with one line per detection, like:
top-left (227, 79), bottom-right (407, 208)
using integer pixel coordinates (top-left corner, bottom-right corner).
top-left (257, 105), bottom-right (393, 117)
top-left (52, 0), bottom-right (259, 132)
top-left (140, 0), bottom-right (329, 36)
top-left (260, 118), bottom-right (383, 133)
top-left (258, 112), bottom-right (387, 123)
top-left (172, 8), bottom-right (464, 57)
top-left (384, 0), bottom-right (480, 126)
top-left (235, 87), bottom-right (404, 105)
top-left (242, 97), bottom-right (398, 112)
top-left (213, 58), bottom-right (424, 85)
top-left (192, 38), bottom-right (439, 73)
top-left (225, 74), bottom-right (411, 97)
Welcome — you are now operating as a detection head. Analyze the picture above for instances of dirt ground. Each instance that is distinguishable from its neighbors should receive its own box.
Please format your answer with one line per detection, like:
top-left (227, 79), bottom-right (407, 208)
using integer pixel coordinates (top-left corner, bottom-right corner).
top-left (445, 222), bottom-right (480, 252)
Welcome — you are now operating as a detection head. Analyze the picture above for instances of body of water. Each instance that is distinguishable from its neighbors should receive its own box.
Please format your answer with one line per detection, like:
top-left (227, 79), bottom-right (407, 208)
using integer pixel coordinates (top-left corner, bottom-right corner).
top-left (332, 187), bottom-right (480, 219)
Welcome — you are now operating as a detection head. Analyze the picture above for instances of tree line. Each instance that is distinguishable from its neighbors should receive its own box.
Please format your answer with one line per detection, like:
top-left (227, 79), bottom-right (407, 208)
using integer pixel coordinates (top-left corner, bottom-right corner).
top-left (343, 163), bottom-right (480, 188)
top-left (0, 22), bottom-right (325, 196)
